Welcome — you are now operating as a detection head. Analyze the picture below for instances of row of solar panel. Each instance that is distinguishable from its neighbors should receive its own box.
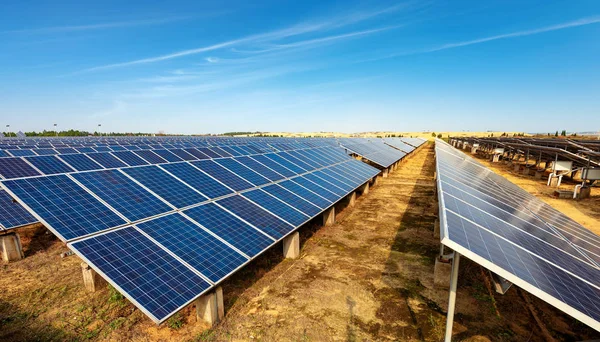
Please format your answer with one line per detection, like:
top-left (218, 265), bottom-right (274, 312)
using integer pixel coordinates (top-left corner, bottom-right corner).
top-left (435, 140), bottom-right (600, 329)
top-left (4, 155), bottom-right (379, 323)
top-left (339, 139), bottom-right (409, 168)
top-left (2, 147), bottom-right (375, 241)
top-left (0, 144), bottom-right (347, 180)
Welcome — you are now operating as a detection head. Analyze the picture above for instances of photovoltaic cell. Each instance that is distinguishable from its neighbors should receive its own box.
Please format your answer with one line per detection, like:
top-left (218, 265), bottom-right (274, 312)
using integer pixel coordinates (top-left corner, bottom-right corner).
top-left (263, 153), bottom-right (305, 174)
top-left (215, 158), bottom-right (270, 186)
top-left (249, 154), bottom-right (296, 178)
top-left (73, 170), bottom-right (172, 222)
top-left (136, 214), bottom-right (247, 283)
top-left (184, 203), bottom-right (273, 257)
top-left (191, 160), bottom-right (254, 191)
top-left (278, 152), bottom-right (314, 171)
top-left (134, 150), bottom-right (167, 164)
top-left (278, 180), bottom-right (331, 209)
top-left (122, 166), bottom-right (207, 208)
top-left (242, 189), bottom-right (309, 226)
top-left (262, 184), bottom-right (321, 216)
top-left (24, 155), bottom-right (74, 175)
top-left (152, 149), bottom-right (183, 162)
top-left (303, 173), bottom-right (346, 196)
top-left (0, 190), bottom-right (37, 229)
top-left (233, 156), bottom-right (284, 181)
top-left (183, 148), bottom-right (209, 160)
top-left (111, 151), bottom-right (149, 166)
top-left (6, 149), bottom-right (36, 157)
top-left (87, 153), bottom-right (128, 169)
top-left (290, 176), bottom-right (339, 202)
top-left (70, 227), bottom-right (210, 323)
top-left (0, 157), bottom-right (41, 179)
top-left (160, 163), bottom-right (233, 199)
top-left (197, 148), bottom-right (221, 159)
top-left (217, 195), bottom-right (293, 239)
top-left (170, 149), bottom-right (197, 161)
top-left (209, 147), bottom-right (232, 157)
top-left (58, 154), bottom-right (103, 171)
top-left (2, 175), bottom-right (127, 241)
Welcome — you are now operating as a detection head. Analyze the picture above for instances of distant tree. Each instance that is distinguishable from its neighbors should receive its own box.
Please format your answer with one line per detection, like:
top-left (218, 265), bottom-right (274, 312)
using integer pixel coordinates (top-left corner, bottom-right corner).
top-left (437, 133), bottom-right (442, 138)
top-left (555, 131), bottom-right (559, 137)
top-left (431, 132), bottom-right (436, 137)
top-left (491, 133), bottom-right (494, 137)
top-left (547, 133), bottom-right (551, 136)
top-left (561, 130), bottom-right (567, 136)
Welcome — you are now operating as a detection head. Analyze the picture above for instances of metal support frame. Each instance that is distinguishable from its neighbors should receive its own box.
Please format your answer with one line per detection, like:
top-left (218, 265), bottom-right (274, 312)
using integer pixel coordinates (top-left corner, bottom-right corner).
top-left (444, 252), bottom-right (460, 342)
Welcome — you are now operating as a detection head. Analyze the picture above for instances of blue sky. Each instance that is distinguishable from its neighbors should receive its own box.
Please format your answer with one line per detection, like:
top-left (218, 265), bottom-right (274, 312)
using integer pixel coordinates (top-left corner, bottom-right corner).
top-left (1, 0), bottom-right (599, 134)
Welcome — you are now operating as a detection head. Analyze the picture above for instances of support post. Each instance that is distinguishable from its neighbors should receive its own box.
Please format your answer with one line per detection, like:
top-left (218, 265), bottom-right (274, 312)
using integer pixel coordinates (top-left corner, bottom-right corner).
top-left (347, 192), bottom-right (356, 207)
top-left (195, 287), bottom-right (224, 326)
top-left (492, 154), bottom-right (500, 163)
top-left (282, 231), bottom-right (300, 259)
top-left (81, 262), bottom-right (107, 292)
top-left (382, 168), bottom-right (389, 178)
top-left (323, 207), bottom-right (335, 226)
top-left (359, 182), bottom-right (369, 195)
top-left (1, 233), bottom-right (24, 262)
top-left (444, 253), bottom-right (461, 342)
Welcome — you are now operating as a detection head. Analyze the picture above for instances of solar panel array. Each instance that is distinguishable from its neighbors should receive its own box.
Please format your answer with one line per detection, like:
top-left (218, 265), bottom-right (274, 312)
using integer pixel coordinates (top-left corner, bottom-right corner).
top-left (435, 139), bottom-right (600, 331)
top-left (339, 138), bottom-right (411, 168)
top-left (1, 138), bottom-right (386, 324)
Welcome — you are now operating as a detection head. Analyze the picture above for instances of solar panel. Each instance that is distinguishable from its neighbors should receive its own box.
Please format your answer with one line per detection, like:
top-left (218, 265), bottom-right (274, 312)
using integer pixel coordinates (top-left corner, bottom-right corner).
top-left (136, 213), bottom-right (247, 283)
top-left (277, 180), bottom-right (332, 209)
top-left (111, 151), bottom-right (149, 166)
top-left (263, 153), bottom-right (304, 174)
top-left (170, 149), bottom-right (197, 161)
top-left (92, 146), bottom-right (112, 152)
top-left (215, 158), bottom-right (270, 186)
top-left (261, 184), bottom-right (321, 216)
top-left (134, 150), bottom-right (167, 164)
top-left (218, 146), bottom-right (242, 157)
top-left (197, 148), bottom-right (221, 159)
top-left (285, 150), bottom-right (323, 169)
top-left (233, 156), bottom-right (285, 181)
top-left (290, 176), bottom-right (339, 202)
top-left (435, 139), bottom-right (600, 330)
top-left (152, 149), bottom-right (183, 162)
top-left (55, 147), bottom-right (78, 154)
top-left (0, 157), bottom-right (41, 179)
top-left (184, 203), bottom-right (274, 257)
top-left (2, 175), bottom-right (127, 241)
top-left (278, 152), bottom-right (314, 171)
top-left (0, 190), bottom-right (37, 229)
top-left (191, 160), bottom-right (254, 191)
top-left (24, 155), bottom-right (75, 175)
top-left (122, 166), bottom-right (208, 208)
top-left (209, 147), bottom-right (232, 158)
top-left (159, 163), bottom-right (234, 199)
top-left (248, 154), bottom-right (296, 178)
top-left (72, 170), bottom-right (172, 222)
top-left (183, 148), bottom-right (209, 160)
top-left (58, 154), bottom-right (104, 171)
top-left (303, 173), bottom-right (347, 196)
top-left (241, 189), bottom-right (310, 227)
top-left (75, 147), bottom-right (96, 153)
top-left (34, 148), bottom-right (57, 156)
top-left (217, 195), bottom-right (293, 239)
top-left (6, 149), bottom-right (36, 157)
top-left (87, 153), bottom-right (128, 168)
top-left (311, 170), bottom-right (354, 192)
top-left (69, 226), bottom-right (210, 323)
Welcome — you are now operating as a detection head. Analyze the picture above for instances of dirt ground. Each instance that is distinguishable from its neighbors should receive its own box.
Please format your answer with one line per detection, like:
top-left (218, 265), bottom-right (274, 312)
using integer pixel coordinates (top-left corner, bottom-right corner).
top-left (1, 142), bottom-right (599, 341)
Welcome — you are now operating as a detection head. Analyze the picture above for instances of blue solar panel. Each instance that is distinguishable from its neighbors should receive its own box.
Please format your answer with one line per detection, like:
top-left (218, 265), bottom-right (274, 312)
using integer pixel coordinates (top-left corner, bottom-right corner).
top-left (263, 153), bottom-right (304, 174)
top-left (197, 148), bottom-right (221, 158)
top-left (327, 165), bottom-right (363, 186)
top-left (70, 227), bottom-right (210, 323)
top-left (303, 173), bottom-right (346, 196)
top-left (0, 190), bottom-right (37, 229)
top-left (109, 145), bottom-right (127, 151)
top-left (217, 195), bottom-right (293, 239)
top-left (278, 152), bottom-right (314, 171)
top-left (24, 156), bottom-right (74, 175)
top-left (302, 149), bottom-right (335, 166)
top-left (215, 158), bottom-right (270, 186)
top-left (290, 176), bottom-right (339, 202)
top-left (191, 160), bottom-right (254, 191)
top-left (34, 148), bottom-right (58, 155)
top-left (73, 170), bottom-right (172, 222)
top-left (134, 150), bottom-right (167, 164)
top-left (278, 180), bottom-right (332, 209)
top-left (234, 156), bottom-right (284, 181)
top-left (153, 149), bottom-right (183, 162)
top-left (249, 154), bottom-right (296, 178)
top-left (262, 184), bottom-right (321, 216)
top-left (184, 203), bottom-right (273, 257)
top-left (0, 157), bottom-right (41, 179)
top-left (112, 151), bottom-right (149, 166)
top-left (286, 150), bottom-right (323, 168)
top-left (218, 146), bottom-right (242, 157)
top-left (317, 169), bottom-right (355, 190)
top-left (55, 147), bottom-right (78, 154)
top-left (59, 154), bottom-right (104, 171)
top-left (2, 175), bottom-right (127, 241)
top-left (242, 189), bottom-right (309, 226)
top-left (160, 163), bottom-right (234, 199)
top-left (75, 147), bottom-right (96, 153)
top-left (122, 166), bottom-right (208, 208)
top-left (92, 146), bottom-right (112, 152)
top-left (87, 153), bottom-right (128, 168)
top-left (137, 213), bottom-right (247, 283)
top-left (6, 149), bottom-right (36, 157)
top-left (170, 149), bottom-right (197, 161)
top-left (185, 148), bottom-right (210, 159)
top-left (209, 147), bottom-right (232, 158)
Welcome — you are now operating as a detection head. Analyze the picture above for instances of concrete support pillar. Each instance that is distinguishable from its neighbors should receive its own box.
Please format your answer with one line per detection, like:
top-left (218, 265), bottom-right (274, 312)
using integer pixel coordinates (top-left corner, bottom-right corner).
top-left (522, 168), bottom-right (531, 176)
top-left (195, 286), bottom-right (224, 326)
top-left (283, 231), bottom-right (300, 259)
top-left (81, 262), bottom-right (107, 292)
top-left (434, 256), bottom-right (452, 289)
top-left (359, 182), bottom-right (369, 195)
top-left (577, 187), bottom-right (592, 200)
top-left (347, 192), bottom-right (356, 207)
top-left (382, 168), bottom-right (389, 178)
top-left (549, 176), bottom-right (560, 187)
top-left (471, 147), bottom-right (477, 154)
top-left (513, 164), bottom-right (521, 172)
top-left (1, 233), bottom-right (24, 262)
top-left (372, 176), bottom-right (379, 186)
top-left (492, 154), bottom-right (500, 163)
top-left (534, 171), bottom-right (543, 180)
top-left (323, 207), bottom-right (335, 226)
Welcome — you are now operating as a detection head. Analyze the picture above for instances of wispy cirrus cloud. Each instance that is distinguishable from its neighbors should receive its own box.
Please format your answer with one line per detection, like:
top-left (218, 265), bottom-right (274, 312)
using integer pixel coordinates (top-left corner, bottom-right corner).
top-left (81, 3), bottom-right (416, 72)
top-left (359, 15), bottom-right (600, 62)
top-left (4, 16), bottom-right (192, 34)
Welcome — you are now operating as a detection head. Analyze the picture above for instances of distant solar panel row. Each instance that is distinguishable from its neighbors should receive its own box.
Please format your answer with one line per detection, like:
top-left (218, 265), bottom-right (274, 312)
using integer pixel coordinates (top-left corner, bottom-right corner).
top-left (435, 139), bottom-right (600, 331)
top-left (339, 138), bottom-right (407, 168)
